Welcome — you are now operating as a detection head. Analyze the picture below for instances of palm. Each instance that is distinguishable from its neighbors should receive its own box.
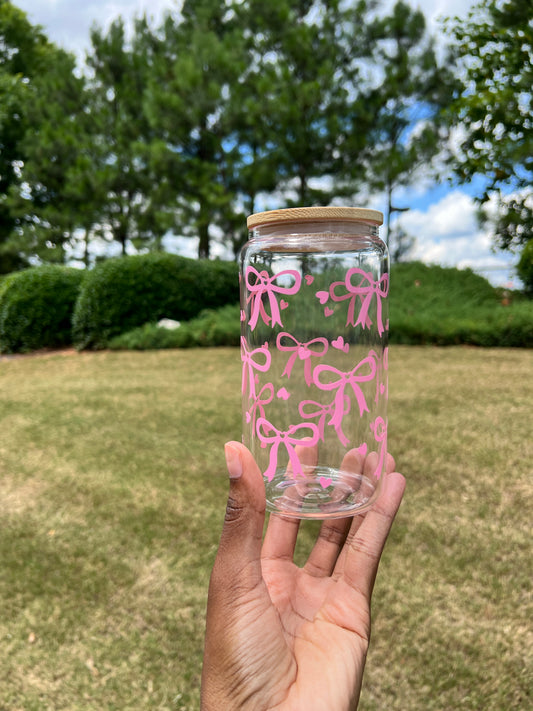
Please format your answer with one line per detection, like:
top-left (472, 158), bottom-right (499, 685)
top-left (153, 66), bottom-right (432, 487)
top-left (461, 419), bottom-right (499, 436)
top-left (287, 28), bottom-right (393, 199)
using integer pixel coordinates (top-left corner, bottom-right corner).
top-left (239, 516), bottom-right (373, 710)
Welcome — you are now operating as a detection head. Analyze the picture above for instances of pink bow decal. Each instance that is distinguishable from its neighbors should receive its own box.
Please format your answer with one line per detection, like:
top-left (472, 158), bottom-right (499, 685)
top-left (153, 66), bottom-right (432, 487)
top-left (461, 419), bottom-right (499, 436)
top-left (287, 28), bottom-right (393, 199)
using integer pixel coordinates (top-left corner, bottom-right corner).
top-left (256, 417), bottom-right (320, 482)
top-left (276, 332), bottom-right (329, 385)
top-left (369, 347), bottom-right (389, 403)
top-left (313, 355), bottom-right (377, 444)
top-left (241, 336), bottom-right (271, 400)
top-left (370, 416), bottom-right (387, 479)
top-left (346, 268), bottom-right (389, 335)
top-left (299, 396), bottom-right (351, 446)
top-left (246, 383), bottom-right (274, 434)
top-left (245, 267), bottom-right (302, 331)
top-left (329, 280), bottom-right (372, 329)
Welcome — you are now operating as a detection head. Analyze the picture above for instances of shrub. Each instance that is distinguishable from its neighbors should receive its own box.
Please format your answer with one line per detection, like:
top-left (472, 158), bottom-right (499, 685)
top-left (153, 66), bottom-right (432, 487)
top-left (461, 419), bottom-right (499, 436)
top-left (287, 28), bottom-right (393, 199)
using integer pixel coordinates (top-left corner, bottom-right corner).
top-left (388, 263), bottom-right (533, 347)
top-left (72, 253), bottom-right (238, 349)
top-left (108, 304), bottom-right (241, 350)
top-left (83, 259), bottom-right (533, 352)
top-left (0, 265), bottom-right (85, 353)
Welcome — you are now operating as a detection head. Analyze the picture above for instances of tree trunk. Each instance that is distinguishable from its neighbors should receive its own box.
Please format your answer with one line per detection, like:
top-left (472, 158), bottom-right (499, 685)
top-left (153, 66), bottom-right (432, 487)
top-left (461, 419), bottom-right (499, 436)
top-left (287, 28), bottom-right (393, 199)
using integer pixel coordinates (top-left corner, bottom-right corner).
top-left (83, 227), bottom-right (90, 268)
top-left (198, 220), bottom-right (210, 259)
top-left (299, 171), bottom-right (307, 205)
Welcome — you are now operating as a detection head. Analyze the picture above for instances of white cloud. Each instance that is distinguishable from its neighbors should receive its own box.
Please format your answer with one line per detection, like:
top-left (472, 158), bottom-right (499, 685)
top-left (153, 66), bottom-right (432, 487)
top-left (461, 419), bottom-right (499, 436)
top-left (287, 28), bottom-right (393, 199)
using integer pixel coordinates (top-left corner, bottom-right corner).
top-left (402, 191), bottom-right (479, 240)
top-left (15, 0), bottom-right (182, 61)
top-left (398, 190), bottom-right (520, 287)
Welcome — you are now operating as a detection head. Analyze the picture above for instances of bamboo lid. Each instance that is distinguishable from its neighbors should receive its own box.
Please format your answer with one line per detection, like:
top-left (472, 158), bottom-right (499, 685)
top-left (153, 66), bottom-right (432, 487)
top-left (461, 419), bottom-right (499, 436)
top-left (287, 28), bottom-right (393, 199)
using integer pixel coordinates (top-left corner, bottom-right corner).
top-left (247, 206), bottom-right (383, 229)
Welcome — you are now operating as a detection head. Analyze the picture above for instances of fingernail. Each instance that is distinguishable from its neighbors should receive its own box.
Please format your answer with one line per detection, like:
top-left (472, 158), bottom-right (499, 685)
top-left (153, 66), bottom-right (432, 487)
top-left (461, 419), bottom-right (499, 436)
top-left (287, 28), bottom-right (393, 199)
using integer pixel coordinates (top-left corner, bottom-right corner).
top-left (225, 443), bottom-right (242, 479)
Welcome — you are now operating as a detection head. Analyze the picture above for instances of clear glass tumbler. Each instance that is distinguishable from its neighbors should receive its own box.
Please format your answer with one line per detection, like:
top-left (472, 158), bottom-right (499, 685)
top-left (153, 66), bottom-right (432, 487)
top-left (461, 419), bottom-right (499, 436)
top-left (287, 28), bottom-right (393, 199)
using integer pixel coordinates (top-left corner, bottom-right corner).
top-left (240, 207), bottom-right (389, 519)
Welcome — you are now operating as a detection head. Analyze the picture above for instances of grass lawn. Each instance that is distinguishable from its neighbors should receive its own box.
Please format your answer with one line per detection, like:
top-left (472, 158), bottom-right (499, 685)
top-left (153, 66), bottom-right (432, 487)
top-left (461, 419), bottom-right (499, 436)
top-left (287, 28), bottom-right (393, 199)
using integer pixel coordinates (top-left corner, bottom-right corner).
top-left (0, 346), bottom-right (531, 710)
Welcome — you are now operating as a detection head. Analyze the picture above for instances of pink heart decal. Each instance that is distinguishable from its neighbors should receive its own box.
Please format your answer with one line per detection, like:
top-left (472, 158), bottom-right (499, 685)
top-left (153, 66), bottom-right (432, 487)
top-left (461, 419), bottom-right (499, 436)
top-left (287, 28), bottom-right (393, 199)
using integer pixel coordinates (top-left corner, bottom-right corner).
top-left (240, 310), bottom-right (246, 322)
top-left (305, 274), bottom-right (314, 285)
top-left (319, 476), bottom-right (332, 489)
top-left (297, 346), bottom-right (311, 359)
top-left (331, 336), bottom-right (349, 353)
top-left (380, 383), bottom-right (386, 394)
top-left (324, 307), bottom-right (334, 317)
top-left (277, 387), bottom-right (290, 400)
top-left (280, 300), bottom-right (289, 310)
top-left (356, 443), bottom-right (368, 458)
top-left (245, 411), bottom-right (252, 423)
top-left (315, 290), bottom-right (329, 305)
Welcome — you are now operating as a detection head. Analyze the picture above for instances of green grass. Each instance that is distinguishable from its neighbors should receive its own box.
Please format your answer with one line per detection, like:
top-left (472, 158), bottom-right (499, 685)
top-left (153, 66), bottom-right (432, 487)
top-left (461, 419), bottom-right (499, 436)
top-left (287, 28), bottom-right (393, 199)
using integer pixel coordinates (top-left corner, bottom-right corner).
top-left (0, 347), bottom-right (532, 710)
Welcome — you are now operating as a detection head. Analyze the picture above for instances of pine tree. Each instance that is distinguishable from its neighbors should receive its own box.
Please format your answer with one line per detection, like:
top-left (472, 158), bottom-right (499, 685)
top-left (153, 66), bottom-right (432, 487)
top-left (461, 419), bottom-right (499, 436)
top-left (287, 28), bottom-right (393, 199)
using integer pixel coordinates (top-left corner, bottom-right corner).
top-left (145, 0), bottom-right (247, 259)
top-left (357, 1), bottom-right (459, 248)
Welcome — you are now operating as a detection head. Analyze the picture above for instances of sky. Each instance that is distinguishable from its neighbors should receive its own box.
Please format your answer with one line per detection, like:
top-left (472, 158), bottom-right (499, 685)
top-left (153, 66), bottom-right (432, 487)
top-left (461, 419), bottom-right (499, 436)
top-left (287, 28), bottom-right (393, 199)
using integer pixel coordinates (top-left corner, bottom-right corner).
top-left (13, 0), bottom-right (521, 287)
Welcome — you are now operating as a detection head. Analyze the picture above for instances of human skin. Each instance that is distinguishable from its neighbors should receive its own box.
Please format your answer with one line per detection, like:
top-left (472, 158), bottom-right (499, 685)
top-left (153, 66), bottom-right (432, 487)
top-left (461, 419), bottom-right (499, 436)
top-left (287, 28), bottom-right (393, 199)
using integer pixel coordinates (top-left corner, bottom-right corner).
top-left (201, 442), bottom-right (405, 711)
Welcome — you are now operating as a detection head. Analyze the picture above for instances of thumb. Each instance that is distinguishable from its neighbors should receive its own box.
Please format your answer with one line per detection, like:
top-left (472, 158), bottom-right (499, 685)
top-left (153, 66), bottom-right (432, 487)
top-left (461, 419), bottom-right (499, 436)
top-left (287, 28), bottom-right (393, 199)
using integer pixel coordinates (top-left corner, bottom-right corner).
top-left (210, 441), bottom-right (266, 597)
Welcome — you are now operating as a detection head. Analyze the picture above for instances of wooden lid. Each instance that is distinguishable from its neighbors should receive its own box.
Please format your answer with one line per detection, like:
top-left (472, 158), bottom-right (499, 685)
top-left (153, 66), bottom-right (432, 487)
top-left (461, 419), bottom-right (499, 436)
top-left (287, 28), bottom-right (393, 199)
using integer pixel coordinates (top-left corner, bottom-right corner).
top-left (247, 206), bottom-right (383, 229)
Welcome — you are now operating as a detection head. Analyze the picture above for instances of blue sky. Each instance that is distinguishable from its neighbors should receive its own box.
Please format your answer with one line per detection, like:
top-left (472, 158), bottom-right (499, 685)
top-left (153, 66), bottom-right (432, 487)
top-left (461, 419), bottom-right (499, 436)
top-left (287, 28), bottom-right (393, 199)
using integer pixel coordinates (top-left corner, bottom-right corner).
top-left (14, 0), bottom-right (522, 287)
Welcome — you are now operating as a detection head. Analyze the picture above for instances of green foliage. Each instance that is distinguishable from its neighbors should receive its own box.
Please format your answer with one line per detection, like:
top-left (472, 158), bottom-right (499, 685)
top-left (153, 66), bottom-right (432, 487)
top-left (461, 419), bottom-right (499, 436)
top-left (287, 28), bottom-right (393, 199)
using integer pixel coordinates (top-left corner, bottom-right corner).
top-left (445, 0), bottom-right (533, 251)
top-left (1, 0), bottom-right (457, 264)
top-left (146, 0), bottom-right (248, 258)
top-left (362, 1), bottom-right (460, 248)
top-left (235, 0), bottom-right (366, 209)
top-left (0, 265), bottom-right (84, 353)
top-left (72, 252), bottom-right (238, 349)
top-left (82, 17), bottom-right (169, 256)
top-left (5, 47), bottom-right (90, 266)
top-left (109, 304), bottom-right (241, 350)
top-left (3, 0), bottom-right (531, 272)
top-left (110, 262), bottom-right (533, 352)
top-left (516, 239), bottom-right (533, 294)
top-left (389, 262), bottom-right (532, 347)
top-left (0, 1), bottom-right (68, 271)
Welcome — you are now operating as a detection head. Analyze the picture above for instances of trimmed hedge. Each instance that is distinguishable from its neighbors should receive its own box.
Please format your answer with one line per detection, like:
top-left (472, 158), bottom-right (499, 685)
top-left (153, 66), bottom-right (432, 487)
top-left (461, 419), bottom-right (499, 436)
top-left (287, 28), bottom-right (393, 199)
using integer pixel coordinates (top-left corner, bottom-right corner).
top-left (72, 252), bottom-right (239, 349)
top-left (0, 265), bottom-right (85, 354)
top-left (110, 261), bottom-right (533, 351)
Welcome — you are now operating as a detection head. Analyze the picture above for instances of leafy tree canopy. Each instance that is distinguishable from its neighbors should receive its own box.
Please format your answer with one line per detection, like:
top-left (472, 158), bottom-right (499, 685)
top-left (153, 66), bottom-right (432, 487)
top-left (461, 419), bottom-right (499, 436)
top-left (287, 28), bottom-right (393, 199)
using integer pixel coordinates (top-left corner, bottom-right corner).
top-left (0, 0), bottom-right (68, 271)
top-left (445, 0), bottom-right (533, 252)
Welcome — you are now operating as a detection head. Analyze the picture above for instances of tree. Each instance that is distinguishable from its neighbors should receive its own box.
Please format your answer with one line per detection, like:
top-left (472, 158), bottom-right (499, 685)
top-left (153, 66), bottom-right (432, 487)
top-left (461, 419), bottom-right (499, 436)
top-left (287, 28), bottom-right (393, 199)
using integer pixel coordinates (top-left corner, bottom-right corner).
top-left (0, 0), bottom-right (62, 271)
top-left (446, 0), bottom-right (533, 253)
top-left (5, 47), bottom-right (96, 265)
top-left (357, 1), bottom-right (459, 248)
top-left (145, 0), bottom-right (247, 259)
top-left (239, 0), bottom-right (371, 209)
top-left (85, 16), bottom-right (169, 256)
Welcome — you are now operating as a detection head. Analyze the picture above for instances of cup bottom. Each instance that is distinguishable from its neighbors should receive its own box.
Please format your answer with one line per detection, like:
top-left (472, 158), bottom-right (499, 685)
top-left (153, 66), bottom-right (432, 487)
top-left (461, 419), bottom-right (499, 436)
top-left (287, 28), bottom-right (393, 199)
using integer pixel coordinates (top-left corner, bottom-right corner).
top-left (265, 466), bottom-right (380, 519)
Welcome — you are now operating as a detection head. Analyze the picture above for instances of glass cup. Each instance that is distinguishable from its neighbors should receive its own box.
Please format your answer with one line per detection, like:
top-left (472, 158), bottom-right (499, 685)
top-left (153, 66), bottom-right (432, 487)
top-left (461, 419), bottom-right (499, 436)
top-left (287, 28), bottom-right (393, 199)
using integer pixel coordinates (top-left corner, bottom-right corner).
top-left (240, 207), bottom-right (389, 519)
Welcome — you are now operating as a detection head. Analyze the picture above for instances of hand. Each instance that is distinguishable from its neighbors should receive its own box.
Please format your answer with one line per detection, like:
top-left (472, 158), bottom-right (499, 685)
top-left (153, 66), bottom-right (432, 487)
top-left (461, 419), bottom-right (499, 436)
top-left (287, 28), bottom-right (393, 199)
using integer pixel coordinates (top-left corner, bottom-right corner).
top-left (201, 442), bottom-right (405, 711)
